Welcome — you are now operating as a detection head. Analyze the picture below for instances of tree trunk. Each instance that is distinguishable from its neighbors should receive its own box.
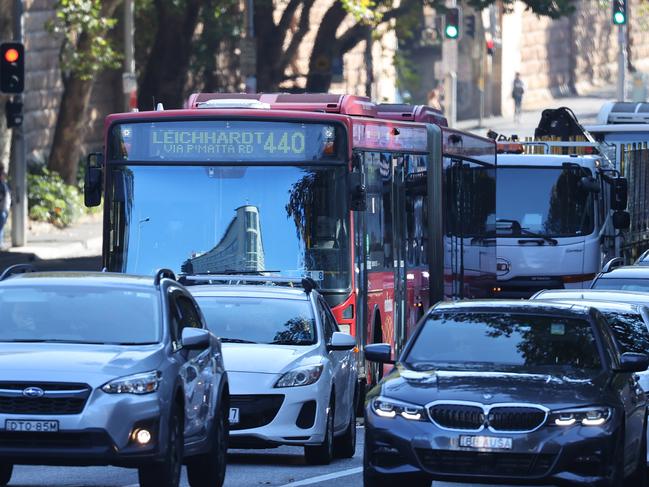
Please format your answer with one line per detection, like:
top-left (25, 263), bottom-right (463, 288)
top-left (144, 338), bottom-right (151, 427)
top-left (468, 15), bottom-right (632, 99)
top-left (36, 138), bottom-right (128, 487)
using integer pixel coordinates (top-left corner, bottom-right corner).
top-left (138, 0), bottom-right (202, 109)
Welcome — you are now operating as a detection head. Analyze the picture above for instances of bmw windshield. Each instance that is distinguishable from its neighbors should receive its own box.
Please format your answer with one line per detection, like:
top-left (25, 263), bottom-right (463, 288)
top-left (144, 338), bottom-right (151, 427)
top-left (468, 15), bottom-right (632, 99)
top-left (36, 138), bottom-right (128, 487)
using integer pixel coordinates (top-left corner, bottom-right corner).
top-left (105, 120), bottom-right (350, 291)
top-left (497, 167), bottom-right (595, 238)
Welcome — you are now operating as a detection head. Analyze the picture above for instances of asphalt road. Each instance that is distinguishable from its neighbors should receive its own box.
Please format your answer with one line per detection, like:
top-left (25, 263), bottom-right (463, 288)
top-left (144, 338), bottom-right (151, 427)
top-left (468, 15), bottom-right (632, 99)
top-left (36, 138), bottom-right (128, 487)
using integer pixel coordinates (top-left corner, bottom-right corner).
top-left (6, 426), bottom-right (547, 487)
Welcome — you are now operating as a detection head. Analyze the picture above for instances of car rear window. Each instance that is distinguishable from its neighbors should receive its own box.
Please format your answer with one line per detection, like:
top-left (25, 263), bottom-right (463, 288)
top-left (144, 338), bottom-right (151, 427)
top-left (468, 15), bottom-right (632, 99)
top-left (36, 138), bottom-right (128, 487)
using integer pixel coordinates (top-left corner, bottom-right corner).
top-left (405, 312), bottom-right (602, 373)
top-left (0, 286), bottom-right (161, 344)
top-left (592, 278), bottom-right (649, 292)
top-left (196, 296), bottom-right (316, 345)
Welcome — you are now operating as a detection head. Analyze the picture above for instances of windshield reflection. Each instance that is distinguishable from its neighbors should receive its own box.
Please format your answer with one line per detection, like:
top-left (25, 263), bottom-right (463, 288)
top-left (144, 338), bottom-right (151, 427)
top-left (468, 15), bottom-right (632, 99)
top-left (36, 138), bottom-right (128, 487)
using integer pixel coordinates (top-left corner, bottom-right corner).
top-left (107, 165), bottom-right (350, 290)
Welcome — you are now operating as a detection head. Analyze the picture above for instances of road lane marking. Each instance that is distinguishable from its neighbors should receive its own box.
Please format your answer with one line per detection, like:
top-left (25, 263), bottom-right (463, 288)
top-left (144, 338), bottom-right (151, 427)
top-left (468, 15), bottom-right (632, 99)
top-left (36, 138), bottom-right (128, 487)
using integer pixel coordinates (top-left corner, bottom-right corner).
top-left (278, 466), bottom-right (362, 486)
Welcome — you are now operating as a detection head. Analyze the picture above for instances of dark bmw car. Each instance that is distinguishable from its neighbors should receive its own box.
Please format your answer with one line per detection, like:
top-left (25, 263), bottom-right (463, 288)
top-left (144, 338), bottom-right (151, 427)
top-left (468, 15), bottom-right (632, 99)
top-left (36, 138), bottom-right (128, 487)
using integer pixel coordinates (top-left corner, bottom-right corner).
top-left (363, 301), bottom-right (649, 487)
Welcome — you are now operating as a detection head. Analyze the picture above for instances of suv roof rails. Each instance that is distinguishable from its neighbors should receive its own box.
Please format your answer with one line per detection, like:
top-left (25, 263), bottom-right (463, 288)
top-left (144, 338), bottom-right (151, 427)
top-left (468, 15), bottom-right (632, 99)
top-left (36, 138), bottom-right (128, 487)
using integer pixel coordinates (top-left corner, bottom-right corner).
top-left (180, 274), bottom-right (318, 293)
top-left (154, 268), bottom-right (177, 287)
top-left (601, 257), bottom-right (625, 273)
top-left (0, 264), bottom-right (34, 281)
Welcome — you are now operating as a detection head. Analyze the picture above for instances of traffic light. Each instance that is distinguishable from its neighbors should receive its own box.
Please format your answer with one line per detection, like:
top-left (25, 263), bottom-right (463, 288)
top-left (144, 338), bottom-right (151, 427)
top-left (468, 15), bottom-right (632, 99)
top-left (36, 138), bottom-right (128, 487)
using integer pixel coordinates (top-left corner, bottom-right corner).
top-left (1, 42), bottom-right (24, 93)
top-left (612, 0), bottom-right (627, 25)
top-left (465, 14), bottom-right (475, 38)
top-left (444, 7), bottom-right (461, 40)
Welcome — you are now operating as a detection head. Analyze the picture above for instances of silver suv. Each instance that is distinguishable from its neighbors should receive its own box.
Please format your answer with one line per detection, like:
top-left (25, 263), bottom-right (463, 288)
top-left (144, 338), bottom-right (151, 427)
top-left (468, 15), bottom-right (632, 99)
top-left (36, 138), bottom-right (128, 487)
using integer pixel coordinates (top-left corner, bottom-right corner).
top-left (0, 266), bottom-right (229, 487)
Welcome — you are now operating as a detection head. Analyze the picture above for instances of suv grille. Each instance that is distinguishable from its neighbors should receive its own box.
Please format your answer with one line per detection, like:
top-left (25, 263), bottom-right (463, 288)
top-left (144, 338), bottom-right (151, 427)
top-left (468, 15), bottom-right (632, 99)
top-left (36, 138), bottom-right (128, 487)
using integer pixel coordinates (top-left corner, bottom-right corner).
top-left (416, 449), bottom-right (555, 477)
top-left (230, 395), bottom-right (284, 431)
top-left (428, 403), bottom-right (547, 432)
top-left (0, 382), bottom-right (91, 415)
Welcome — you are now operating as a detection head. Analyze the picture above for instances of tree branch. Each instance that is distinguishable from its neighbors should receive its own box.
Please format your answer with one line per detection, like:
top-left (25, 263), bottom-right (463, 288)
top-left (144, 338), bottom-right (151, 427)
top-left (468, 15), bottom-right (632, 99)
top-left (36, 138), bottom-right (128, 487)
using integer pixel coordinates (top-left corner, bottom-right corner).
top-left (278, 0), bottom-right (315, 72)
top-left (277, 0), bottom-right (303, 34)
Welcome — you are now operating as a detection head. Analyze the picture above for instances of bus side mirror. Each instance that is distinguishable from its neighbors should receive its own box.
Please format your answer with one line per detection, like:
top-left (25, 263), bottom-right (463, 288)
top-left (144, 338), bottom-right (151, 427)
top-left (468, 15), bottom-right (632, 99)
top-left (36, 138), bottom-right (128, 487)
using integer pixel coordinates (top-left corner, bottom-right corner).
top-left (579, 176), bottom-right (600, 193)
top-left (349, 172), bottom-right (367, 212)
top-left (611, 177), bottom-right (628, 211)
top-left (613, 210), bottom-right (630, 230)
top-left (84, 152), bottom-right (103, 207)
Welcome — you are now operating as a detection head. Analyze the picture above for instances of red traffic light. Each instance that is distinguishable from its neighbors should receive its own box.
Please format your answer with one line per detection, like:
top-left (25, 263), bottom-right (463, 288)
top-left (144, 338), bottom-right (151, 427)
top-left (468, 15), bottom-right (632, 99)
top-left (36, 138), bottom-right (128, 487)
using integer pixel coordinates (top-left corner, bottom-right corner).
top-left (3, 48), bottom-right (19, 63)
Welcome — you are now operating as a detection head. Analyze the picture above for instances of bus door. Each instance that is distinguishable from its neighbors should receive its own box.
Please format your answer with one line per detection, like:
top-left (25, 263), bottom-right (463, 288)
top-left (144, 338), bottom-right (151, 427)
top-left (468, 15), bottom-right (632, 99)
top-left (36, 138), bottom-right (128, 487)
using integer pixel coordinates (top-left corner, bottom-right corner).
top-left (391, 159), bottom-right (408, 356)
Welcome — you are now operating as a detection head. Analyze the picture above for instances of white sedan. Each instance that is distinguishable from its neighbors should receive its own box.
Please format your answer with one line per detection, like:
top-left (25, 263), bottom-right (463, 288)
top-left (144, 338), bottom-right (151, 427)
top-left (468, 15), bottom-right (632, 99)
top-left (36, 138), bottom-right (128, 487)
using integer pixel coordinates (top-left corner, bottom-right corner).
top-left (189, 277), bottom-right (358, 465)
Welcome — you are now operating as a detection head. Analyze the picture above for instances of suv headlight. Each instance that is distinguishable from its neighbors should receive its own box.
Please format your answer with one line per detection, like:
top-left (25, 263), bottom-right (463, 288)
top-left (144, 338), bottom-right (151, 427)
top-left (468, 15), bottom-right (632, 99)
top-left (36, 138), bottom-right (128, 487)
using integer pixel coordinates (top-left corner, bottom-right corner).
top-left (102, 371), bottom-right (162, 395)
top-left (371, 396), bottom-right (426, 421)
top-left (275, 364), bottom-right (323, 388)
top-left (549, 406), bottom-right (612, 427)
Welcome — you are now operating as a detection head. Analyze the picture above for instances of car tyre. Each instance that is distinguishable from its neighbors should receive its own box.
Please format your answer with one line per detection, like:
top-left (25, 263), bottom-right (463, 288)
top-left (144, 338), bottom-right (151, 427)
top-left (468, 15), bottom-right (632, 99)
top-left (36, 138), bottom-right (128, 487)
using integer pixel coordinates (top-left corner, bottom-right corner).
top-left (363, 440), bottom-right (429, 487)
top-left (139, 404), bottom-right (184, 487)
top-left (187, 402), bottom-right (228, 487)
top-left (334, 397), bottom-right (356, 459)
top-left (0, 464), bottom-right (12, 486)
top-left (305, 399), bottom-right (334, 465)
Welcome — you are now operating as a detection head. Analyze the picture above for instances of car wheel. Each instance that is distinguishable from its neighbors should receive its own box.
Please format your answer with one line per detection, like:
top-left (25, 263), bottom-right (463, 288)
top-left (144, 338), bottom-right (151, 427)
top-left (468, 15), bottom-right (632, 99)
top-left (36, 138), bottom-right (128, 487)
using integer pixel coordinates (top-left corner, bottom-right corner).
top-left (334, 397), bottom-right (356, 459)
top-left (0, 464), bottom-right (12, 486)
top-left (187, 402), bottom-right (228, 487)
top-left (139, 404), bottom-right (184, 487)
top-left (363, 440), bottom-right (429, 487)
top-left (304, 398), bottom-right (334, 465)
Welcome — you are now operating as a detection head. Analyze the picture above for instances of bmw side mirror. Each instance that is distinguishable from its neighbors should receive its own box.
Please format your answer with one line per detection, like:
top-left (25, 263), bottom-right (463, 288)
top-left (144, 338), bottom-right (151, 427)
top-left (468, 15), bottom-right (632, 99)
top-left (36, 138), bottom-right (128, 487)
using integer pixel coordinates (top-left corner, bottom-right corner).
top-left (327, 332), bottom-right (356, 351)
top-left (617, 352), bottom-right (649, 373)
top-left (365, 343), bottom-right (394, 364)
top-left (181, 328), bottom-right (210, 350)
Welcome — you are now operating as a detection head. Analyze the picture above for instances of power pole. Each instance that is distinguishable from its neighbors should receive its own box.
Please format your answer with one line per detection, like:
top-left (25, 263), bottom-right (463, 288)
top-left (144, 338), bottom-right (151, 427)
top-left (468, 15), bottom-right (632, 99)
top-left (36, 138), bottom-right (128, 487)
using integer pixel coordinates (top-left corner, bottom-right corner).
top-left (10, 0), bottom-right (26, 247)
top-left (122, 0), bottom-right (136, 111)
top-left (243, 0), bottom-right (257, 93)
top-left (617, 24), bottom-right (627, 101)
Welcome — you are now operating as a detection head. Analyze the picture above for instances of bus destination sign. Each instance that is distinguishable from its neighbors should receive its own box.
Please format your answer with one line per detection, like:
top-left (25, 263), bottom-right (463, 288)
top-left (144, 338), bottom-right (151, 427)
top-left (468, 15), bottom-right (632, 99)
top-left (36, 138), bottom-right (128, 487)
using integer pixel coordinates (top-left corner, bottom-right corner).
top-left (112, 121), bottom-right (338, 162)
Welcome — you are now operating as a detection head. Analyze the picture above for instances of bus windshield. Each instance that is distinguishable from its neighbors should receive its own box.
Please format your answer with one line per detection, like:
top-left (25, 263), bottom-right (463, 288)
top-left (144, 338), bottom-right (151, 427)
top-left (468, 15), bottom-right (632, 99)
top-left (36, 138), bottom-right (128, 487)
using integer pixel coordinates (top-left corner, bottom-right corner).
top-left (107, 164), bottom-right (350, 290)
top-left (497, 167), bottom-right (594, 238)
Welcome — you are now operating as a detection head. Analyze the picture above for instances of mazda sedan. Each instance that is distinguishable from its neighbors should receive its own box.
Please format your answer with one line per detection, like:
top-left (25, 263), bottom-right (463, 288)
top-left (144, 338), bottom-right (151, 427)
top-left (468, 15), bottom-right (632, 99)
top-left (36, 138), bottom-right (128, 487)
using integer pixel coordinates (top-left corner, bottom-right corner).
top-left (364, 300), bottom-right (649, 487)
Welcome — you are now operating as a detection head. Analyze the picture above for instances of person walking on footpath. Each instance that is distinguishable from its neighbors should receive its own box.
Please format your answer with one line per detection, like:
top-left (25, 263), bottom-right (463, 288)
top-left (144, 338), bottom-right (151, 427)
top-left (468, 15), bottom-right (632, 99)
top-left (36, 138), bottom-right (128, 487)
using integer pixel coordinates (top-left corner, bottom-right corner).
top-left (0, 165), bottom-right (11, 250)
top-left (512, 72), bottom-right (525, 123)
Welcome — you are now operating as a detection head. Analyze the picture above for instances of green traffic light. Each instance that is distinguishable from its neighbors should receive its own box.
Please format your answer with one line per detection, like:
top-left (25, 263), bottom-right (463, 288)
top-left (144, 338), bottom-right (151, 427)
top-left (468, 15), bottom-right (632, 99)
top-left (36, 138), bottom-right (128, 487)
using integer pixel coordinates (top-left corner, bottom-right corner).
top-left (445, 25), bottom-right (459, 39)
top-left (613, 11), bottom-right (626, 24)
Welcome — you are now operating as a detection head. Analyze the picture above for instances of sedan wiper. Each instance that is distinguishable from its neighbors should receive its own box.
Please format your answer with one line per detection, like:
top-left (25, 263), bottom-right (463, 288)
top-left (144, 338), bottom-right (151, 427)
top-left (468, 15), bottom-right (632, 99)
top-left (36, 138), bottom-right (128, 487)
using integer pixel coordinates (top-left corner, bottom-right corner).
top-left (496, 219), bottom-right (558, 245)
top-left (220, 338), bottom-right (258, 344)
top-left (1, 339), bottom-right (108, 344)
top-left (268, 340), bottom-right (314, 346)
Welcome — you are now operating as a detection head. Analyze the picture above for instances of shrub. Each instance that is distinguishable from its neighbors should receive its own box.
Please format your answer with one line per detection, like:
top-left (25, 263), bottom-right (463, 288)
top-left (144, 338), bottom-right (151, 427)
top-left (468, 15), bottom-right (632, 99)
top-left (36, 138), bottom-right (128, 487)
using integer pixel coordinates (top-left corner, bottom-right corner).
top-left (27, 168), bottom-right (84, 227)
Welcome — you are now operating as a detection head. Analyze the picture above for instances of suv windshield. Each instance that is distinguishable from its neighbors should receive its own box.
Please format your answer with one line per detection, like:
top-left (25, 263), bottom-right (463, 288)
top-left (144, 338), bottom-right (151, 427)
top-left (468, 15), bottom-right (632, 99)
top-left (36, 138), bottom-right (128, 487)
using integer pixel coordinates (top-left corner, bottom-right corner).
top-left (497, 167), bottom-right (594, 238)
top-left (405, 312), bottom-right (602, 373)
top-left (196, 296), bottom-right (316, 345)
top-left (0, 286), bottom-right (161, 344)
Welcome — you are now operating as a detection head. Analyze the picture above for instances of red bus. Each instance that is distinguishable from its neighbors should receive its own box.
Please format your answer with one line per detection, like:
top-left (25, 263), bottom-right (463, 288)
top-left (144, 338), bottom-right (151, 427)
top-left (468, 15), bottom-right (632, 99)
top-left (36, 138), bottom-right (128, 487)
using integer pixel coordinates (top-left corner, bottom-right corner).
top-left (84, 93), bottom-right (496, 386)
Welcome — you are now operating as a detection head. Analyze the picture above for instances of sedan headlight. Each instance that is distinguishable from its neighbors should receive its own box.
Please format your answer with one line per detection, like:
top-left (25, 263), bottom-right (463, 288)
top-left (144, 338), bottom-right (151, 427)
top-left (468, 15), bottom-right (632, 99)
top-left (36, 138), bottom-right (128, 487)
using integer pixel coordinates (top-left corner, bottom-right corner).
top-left (102, 371), bottom-right (162, 395)
top-left (371, 396), bottom-right (426, 421)
top-left (275, 364), bottom-right (323, 388)
top-left (549, 406), bottom-right (612, 427)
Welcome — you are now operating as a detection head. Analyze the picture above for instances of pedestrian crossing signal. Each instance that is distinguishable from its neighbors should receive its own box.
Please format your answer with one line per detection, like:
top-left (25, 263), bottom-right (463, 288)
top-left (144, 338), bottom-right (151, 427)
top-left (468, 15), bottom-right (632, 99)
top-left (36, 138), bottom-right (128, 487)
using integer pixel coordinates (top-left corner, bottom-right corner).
top-left (444, 7), bottom-right (461, 40)
top-left (612, 0), bottom-right (627, 25)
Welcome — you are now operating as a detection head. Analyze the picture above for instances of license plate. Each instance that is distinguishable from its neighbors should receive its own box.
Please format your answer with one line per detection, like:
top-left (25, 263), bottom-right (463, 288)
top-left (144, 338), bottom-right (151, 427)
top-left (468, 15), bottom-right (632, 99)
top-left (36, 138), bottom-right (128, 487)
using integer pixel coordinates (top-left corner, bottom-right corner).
top-left (5, 419), bottom-right (59, 433)
top-left (229, 408), bottom-right (240, 425)
top-left (459, 435), bottom-right (512, 450)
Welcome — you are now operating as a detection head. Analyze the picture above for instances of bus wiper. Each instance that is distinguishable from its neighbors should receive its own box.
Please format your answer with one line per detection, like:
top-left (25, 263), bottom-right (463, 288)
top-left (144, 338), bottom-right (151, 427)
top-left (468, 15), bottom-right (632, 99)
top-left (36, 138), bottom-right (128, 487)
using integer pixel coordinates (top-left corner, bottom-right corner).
top-left (220, 338), bottom-right (258, 344)
top-left (496, 219), bottom-right (558, 245)
top-left (222, 270), bottom-right (282, 275)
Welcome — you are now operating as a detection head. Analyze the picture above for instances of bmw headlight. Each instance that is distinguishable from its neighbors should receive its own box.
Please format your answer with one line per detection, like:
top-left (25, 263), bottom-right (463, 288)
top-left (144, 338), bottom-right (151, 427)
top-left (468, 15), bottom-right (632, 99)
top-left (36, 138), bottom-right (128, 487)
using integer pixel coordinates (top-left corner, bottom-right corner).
top-left (275, 364), bottom-right (323, 388)
top-left (371, 396), bottom-right (426, 421)
top-left (549, 406), bottom-right (612, 427)
top-left (102, 371), bottom-right (162, 395)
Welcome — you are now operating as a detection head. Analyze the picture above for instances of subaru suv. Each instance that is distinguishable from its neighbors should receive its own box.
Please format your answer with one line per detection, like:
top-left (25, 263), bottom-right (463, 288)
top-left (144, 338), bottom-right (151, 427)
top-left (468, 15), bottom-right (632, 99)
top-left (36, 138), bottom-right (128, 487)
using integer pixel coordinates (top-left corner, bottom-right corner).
top-left (0, 266), bottom-right (229, 487)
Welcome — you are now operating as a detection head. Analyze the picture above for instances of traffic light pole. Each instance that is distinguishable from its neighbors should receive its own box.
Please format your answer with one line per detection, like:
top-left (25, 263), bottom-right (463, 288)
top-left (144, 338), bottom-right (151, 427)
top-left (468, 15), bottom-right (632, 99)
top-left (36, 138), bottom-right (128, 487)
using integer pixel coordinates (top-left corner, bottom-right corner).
top-left (617, 24), bottom-right (627, 101)
top-left (10, 0), bottom-right (26, 247)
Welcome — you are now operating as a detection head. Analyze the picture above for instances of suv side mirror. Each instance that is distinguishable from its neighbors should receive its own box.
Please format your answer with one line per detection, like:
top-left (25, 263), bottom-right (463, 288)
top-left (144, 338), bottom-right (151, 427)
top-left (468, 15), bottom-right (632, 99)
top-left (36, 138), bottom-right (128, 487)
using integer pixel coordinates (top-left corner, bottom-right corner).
top-left (612, 210), bottom-right (630, 230)
top-left (617, 352), bottom-right (649, 373)
top-left (327, 331), bottom-right (356, 351)
top-left (181, 327), bottom-right (210, 350)
top-left (349, 171), bottom-right (367, 212)
top-left (84, 152), bottom-right (103, 207)
top-left (365, 343), bottom-right (394, 364)
top-left (611, 177), bottom-right (628, 211)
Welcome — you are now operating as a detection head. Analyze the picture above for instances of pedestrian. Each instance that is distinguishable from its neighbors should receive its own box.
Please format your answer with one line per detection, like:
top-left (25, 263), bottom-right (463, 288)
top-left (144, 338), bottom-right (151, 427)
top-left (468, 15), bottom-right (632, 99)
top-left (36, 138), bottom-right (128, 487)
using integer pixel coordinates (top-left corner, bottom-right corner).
top-left (512, 72), bottom-right (525, 123)
top-left (0, 165), bottom-right (10, 250)
top-left (427, 88), bottom-right (443, 112)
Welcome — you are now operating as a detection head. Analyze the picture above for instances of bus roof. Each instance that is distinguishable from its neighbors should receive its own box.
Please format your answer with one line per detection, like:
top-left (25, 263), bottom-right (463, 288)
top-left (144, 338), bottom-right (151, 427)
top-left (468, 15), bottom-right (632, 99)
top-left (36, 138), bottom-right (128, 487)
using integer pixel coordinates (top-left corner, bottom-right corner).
top-left (376, 103), bottom-right (448, 127)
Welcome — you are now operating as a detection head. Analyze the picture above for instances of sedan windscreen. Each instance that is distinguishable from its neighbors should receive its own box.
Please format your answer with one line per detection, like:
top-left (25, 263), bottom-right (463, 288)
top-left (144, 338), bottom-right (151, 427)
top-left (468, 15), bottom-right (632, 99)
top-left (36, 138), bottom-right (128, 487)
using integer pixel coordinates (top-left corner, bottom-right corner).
top-left (0, 286), bottom-right (161, 344)
top-left (405, 312), bottom-right (602, 372)
top-left (196, 296), bottom-right (316, 345)
top-left (592, 278), bottom-right (649, 292)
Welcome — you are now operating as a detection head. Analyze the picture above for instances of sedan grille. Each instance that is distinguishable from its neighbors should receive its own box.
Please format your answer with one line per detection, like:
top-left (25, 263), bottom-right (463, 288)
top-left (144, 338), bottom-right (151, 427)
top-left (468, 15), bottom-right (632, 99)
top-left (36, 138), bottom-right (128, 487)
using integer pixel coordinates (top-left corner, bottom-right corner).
top-left (0, 382), bottom-right (91, 415)
top-left (416, 449), bottom-right (555, 477)
top-left (428, 403), bottom-right (547, 432)
top-left (230, 395), bottom-right (284, 431)
top-left (429, 404), bottom-right (484, 430)
top-left (488, 406), bottom-right (547, 432)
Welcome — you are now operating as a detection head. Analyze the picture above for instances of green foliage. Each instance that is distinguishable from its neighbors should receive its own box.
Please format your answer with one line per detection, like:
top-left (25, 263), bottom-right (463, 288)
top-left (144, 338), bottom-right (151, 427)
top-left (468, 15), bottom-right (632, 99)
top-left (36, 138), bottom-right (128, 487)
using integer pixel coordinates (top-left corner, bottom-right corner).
top-left (27, 169), bottom-right (84, 228)
top-left (46, 0), bottom-right (122, 80)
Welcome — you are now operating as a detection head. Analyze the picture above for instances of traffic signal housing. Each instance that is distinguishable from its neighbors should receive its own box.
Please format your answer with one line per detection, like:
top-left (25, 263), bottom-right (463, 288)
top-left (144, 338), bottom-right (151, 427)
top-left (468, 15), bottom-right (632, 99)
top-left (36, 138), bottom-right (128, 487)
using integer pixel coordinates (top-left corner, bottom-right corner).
top-left (465, 14), bottom-right (475, 38)
top-left (612, 0), bottom-right (627, 25)
top-left (1, 42), bottom-right (24, 93)
top-left (444, 7), bottom-right (461, 40)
